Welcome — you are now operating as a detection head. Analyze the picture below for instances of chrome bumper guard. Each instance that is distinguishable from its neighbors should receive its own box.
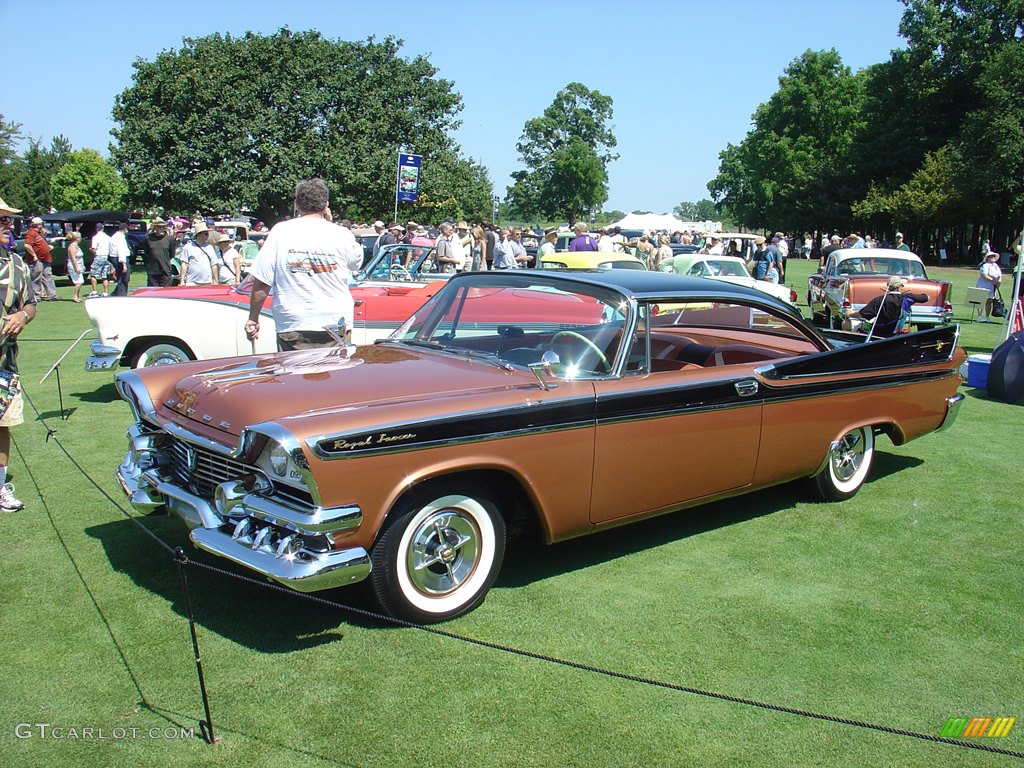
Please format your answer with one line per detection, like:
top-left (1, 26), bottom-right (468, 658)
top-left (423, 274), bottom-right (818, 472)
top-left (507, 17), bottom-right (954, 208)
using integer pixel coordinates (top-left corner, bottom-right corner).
top-left (190, 528), bottom-right (370, 593)
top-left (117, 432), bottom-right (370, 592)
top-left (86, 340), bottom-right (122, 371)
top-left (937, 392), bottom-right (965, 433)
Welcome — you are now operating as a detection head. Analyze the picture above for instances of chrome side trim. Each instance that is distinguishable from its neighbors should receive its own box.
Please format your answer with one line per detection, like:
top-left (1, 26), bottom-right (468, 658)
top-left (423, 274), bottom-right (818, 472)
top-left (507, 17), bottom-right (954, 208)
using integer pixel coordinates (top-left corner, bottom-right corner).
top-left (190, 528), bottom-right (370, 593)
top-left (936, 393), bottom-right (965, 433)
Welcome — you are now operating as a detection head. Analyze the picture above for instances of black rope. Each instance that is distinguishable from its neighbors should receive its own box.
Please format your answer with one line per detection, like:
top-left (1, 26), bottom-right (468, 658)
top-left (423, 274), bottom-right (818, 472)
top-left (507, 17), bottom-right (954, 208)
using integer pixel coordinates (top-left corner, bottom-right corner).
top-left (22, 385), bottom-right (176, 556)
top-left (178, 553), bottom-right (1024, 759)
top-left (18, 384), bottom-right (1024, 760)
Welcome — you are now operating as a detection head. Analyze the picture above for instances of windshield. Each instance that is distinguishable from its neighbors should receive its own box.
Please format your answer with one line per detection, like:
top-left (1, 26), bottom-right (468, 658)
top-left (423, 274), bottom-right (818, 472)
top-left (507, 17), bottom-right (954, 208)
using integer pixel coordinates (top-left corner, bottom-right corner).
top-left (359, 243), bottom-right (440, 282)
top-left (689, 260), bottom-right (749, 278)
top-left (837, 257), bottom-right (927, 278)
top-left (392, 273), bottom-right (630, 378)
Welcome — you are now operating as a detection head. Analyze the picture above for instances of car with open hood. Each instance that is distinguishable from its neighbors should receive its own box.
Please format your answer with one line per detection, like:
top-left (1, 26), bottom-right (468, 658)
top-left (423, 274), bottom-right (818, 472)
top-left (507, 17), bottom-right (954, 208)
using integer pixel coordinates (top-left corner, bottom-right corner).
top-left (113, 269), bottom-right (965, 623)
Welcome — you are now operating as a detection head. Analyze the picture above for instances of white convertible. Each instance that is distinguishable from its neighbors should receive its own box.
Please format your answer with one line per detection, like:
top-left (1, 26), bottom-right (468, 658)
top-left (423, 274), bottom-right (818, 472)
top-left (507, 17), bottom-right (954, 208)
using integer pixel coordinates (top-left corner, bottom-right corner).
top-left (659, 253), bottom-right (799, 306)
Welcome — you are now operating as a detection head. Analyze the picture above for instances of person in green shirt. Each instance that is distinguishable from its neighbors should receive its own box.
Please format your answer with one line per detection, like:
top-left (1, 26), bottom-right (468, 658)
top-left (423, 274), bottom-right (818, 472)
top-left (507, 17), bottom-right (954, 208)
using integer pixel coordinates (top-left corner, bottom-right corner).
top-left (895, 232), bottom-right (911, 251)
top-left (537, 228), bottom-right (558, 262)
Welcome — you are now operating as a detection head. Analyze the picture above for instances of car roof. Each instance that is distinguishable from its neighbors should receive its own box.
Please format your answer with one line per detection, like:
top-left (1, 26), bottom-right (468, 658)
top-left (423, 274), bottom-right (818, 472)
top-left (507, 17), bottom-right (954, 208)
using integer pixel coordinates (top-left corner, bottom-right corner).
top-left (714, 232), bottom-right (761, 240)
top-left (833, 247), bottom-right (921, 262)
top-left (540, 251), bottom-right (644, 266)
top-left (668, 253), bottom-right (746, 269)
top-left (445, 268), bottom-right (798, 315)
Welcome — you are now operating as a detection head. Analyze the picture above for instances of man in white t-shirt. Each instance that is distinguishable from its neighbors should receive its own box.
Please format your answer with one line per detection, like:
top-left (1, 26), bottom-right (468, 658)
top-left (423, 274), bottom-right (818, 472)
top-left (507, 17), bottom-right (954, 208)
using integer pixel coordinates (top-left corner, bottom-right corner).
top-left (178, 223), bottom-right (218, 285)
top-left (109, 221), bottom-right (133, 296)
top-left (245, 178), bottom-right (363, 351)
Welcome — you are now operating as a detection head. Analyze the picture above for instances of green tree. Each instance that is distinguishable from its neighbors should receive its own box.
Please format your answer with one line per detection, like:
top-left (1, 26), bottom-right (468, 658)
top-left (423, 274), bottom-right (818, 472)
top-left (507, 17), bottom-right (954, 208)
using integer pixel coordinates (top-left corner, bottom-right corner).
top-left (0, 115), bottom-right (26, 202)
top-left (50, 149), bottom-right (128, 210)
top-left (709, 50), bottom-right (865, 232)
top-left (955, 42), bottom-right (1024, 230)
top-left (406, 155), bottom-right (492, 224)
top-left (506, 82), bottom-right (618, 226)
top-left (111, 29), bottom-right (473, 224)
top-left (19, 135), bottom-right (72, 214)
top-left (852, 145), bottom-right (969, 227)
top-left (673, 201), bottom-right (697, 220)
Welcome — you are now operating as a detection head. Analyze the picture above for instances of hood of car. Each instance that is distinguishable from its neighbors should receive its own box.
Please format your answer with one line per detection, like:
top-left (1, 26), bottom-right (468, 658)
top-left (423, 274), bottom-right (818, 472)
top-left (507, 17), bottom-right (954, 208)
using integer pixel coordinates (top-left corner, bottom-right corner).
top-left (157, 343), bottom-right (533, 438)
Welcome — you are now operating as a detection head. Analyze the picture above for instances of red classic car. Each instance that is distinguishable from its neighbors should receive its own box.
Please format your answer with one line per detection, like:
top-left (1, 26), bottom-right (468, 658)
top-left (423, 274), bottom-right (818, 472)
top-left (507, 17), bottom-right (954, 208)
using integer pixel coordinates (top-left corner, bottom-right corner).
top-left (113, 270), bottom-right (965, 623)
top-left (808, 248), bottom-right (953, 330)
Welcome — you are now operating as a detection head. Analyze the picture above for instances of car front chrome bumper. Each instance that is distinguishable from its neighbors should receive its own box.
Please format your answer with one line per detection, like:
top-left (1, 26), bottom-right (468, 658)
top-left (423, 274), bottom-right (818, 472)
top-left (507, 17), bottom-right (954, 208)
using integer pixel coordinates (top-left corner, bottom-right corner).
top-left (86, 340), bottom-right (122, 371)
top-left (117, 438), bottom-right (370, 593)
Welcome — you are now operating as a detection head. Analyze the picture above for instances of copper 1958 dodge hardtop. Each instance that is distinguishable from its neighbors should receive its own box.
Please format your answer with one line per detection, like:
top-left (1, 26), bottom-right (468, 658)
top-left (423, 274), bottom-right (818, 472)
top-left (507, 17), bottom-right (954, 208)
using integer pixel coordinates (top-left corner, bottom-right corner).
top-left (807, 248), bottom-right (954, 330)
top-left (114, 270), bottom-right (966, 623)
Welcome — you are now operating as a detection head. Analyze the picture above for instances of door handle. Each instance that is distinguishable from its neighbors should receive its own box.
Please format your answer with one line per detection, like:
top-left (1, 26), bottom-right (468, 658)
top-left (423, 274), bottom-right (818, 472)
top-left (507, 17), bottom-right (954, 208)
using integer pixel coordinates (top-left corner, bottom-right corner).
top-left (734, 380), bottom-right (759, 397)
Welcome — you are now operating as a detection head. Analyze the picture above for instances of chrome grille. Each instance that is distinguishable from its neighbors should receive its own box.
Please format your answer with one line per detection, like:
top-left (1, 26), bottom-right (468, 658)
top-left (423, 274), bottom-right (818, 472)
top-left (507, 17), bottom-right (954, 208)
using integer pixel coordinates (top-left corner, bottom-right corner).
top-left (168, 439), bottom-right (254, 497)
top-left (166, 437), bottom-right (313, 509)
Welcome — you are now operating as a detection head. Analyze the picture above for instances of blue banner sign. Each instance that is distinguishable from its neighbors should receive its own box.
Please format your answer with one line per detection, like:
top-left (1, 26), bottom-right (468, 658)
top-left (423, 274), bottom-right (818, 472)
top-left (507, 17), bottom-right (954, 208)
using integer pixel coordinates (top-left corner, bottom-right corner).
top-left (396, 154), bottom-right (422, 203)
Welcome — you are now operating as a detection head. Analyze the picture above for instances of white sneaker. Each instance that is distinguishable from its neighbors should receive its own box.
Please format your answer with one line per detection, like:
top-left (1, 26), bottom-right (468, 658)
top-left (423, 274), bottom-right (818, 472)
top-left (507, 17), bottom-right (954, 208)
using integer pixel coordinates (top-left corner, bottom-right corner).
top-left (0, 483), bottom-right (25, 511)
top-left (86, 292), bottom-right (99, 298)
top-left (977, 316), bottom-right (988, 323)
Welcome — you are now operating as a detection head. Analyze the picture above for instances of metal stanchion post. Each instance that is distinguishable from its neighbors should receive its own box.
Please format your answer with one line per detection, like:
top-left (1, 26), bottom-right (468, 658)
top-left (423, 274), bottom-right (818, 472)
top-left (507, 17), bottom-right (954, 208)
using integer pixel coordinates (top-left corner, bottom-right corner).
top-left (174, 547), bottom-right (219, 745)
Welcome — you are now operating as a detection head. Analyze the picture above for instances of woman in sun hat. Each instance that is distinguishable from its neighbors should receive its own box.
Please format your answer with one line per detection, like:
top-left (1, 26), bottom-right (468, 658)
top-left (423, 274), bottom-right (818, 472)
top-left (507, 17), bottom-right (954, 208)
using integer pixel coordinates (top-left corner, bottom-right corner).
top-left (975, 251), bottom-right (1002, 322)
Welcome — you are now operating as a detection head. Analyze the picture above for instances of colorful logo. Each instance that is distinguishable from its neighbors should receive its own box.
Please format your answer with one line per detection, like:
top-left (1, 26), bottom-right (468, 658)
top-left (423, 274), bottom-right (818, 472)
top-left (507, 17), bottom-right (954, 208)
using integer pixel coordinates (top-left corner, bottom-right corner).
top-left (941, 716), bottom-right (1015, 738)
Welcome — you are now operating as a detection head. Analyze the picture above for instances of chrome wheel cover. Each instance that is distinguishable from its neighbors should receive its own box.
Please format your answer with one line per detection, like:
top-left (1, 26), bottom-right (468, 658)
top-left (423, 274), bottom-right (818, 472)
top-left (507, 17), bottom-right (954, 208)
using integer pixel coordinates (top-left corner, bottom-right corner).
top-left (406, 509), bottom-right (481, 597)
top-left (831, 431), bottom-right (866, 482)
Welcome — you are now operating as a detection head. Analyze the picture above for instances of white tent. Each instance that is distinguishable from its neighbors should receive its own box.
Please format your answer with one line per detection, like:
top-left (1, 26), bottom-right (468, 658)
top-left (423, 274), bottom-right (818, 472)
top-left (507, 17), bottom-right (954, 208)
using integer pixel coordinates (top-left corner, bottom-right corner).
top-left (608, 212), bottom-right (721, 233)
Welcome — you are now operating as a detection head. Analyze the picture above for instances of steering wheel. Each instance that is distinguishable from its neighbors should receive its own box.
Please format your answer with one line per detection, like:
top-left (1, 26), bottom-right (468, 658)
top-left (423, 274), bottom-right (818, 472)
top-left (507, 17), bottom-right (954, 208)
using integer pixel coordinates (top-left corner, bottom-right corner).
top-left (389, 264), bottom-right (413, 281)
top-left (549, 331), bottom-right (611, 373)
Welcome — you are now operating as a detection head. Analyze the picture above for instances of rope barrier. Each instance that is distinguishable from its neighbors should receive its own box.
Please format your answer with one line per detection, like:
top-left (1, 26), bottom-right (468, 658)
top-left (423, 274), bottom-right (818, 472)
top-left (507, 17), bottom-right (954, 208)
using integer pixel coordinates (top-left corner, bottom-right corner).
top-left (16, 384), bottom-right (1024, 759)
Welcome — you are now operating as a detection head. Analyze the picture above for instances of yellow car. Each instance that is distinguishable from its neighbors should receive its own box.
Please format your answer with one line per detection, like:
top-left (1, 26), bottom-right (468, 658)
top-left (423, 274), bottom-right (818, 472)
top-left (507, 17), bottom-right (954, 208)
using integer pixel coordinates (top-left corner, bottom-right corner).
top-left (538, 250), bottom-right (646, 270)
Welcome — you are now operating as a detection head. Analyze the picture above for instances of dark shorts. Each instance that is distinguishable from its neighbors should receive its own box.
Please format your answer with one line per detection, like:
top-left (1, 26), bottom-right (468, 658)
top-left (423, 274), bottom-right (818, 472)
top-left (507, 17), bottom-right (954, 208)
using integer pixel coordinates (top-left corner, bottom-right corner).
top-left (276, 330), bottom-right (341, 352)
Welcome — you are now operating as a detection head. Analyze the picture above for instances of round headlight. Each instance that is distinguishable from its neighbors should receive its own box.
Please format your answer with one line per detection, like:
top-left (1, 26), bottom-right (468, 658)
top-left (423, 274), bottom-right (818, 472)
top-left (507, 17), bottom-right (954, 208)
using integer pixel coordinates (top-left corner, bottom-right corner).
top-left (269, 444), bottom-right (289, 477)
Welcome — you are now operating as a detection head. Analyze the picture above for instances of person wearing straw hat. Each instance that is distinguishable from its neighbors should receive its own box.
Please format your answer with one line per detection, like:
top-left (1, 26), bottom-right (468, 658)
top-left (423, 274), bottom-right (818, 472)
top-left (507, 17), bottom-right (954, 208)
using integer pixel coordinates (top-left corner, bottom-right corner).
top-left (538, 227), bottom-right (558, 261)
top-left (0, 197), bottom-right (37, 511)
top-left (209, 231), bottom-right (241, 285)
top-left (178, 222), bottom-right (218, 285)
top-left (975, 251), bottom-right (1002, 322)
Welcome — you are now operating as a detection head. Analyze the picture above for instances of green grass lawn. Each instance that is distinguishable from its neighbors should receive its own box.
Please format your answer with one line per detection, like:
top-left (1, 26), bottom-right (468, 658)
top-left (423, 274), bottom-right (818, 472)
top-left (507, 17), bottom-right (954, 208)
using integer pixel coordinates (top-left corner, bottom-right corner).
top-left (2, 265), bottom-right (1022, 767)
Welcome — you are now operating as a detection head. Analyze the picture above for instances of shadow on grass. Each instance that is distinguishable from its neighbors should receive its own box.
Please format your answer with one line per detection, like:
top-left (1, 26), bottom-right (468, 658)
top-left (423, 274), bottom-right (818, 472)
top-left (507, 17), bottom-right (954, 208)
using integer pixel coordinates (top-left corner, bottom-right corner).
top-left (83, 451), bottom-right (926, 648)
top-left (35, 407), bottom-right (77, 420)
top-left (497, 453), bottom-right (923, 590)
top-left (84, 515), bottom-right (365, 652)
top-left (74, 381), bottom-right (122, 403)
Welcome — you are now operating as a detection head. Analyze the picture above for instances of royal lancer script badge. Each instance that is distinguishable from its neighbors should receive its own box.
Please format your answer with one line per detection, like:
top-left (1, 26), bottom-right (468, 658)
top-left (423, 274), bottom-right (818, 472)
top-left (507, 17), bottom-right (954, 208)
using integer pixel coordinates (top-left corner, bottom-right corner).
top-left (327, 431), bottom-right (418, 453)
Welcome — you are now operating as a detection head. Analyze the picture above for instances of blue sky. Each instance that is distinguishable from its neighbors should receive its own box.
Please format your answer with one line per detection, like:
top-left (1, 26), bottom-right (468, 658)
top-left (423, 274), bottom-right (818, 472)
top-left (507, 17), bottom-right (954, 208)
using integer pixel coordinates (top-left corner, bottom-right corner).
top-left (3, 0), bottom-right (907, 215)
